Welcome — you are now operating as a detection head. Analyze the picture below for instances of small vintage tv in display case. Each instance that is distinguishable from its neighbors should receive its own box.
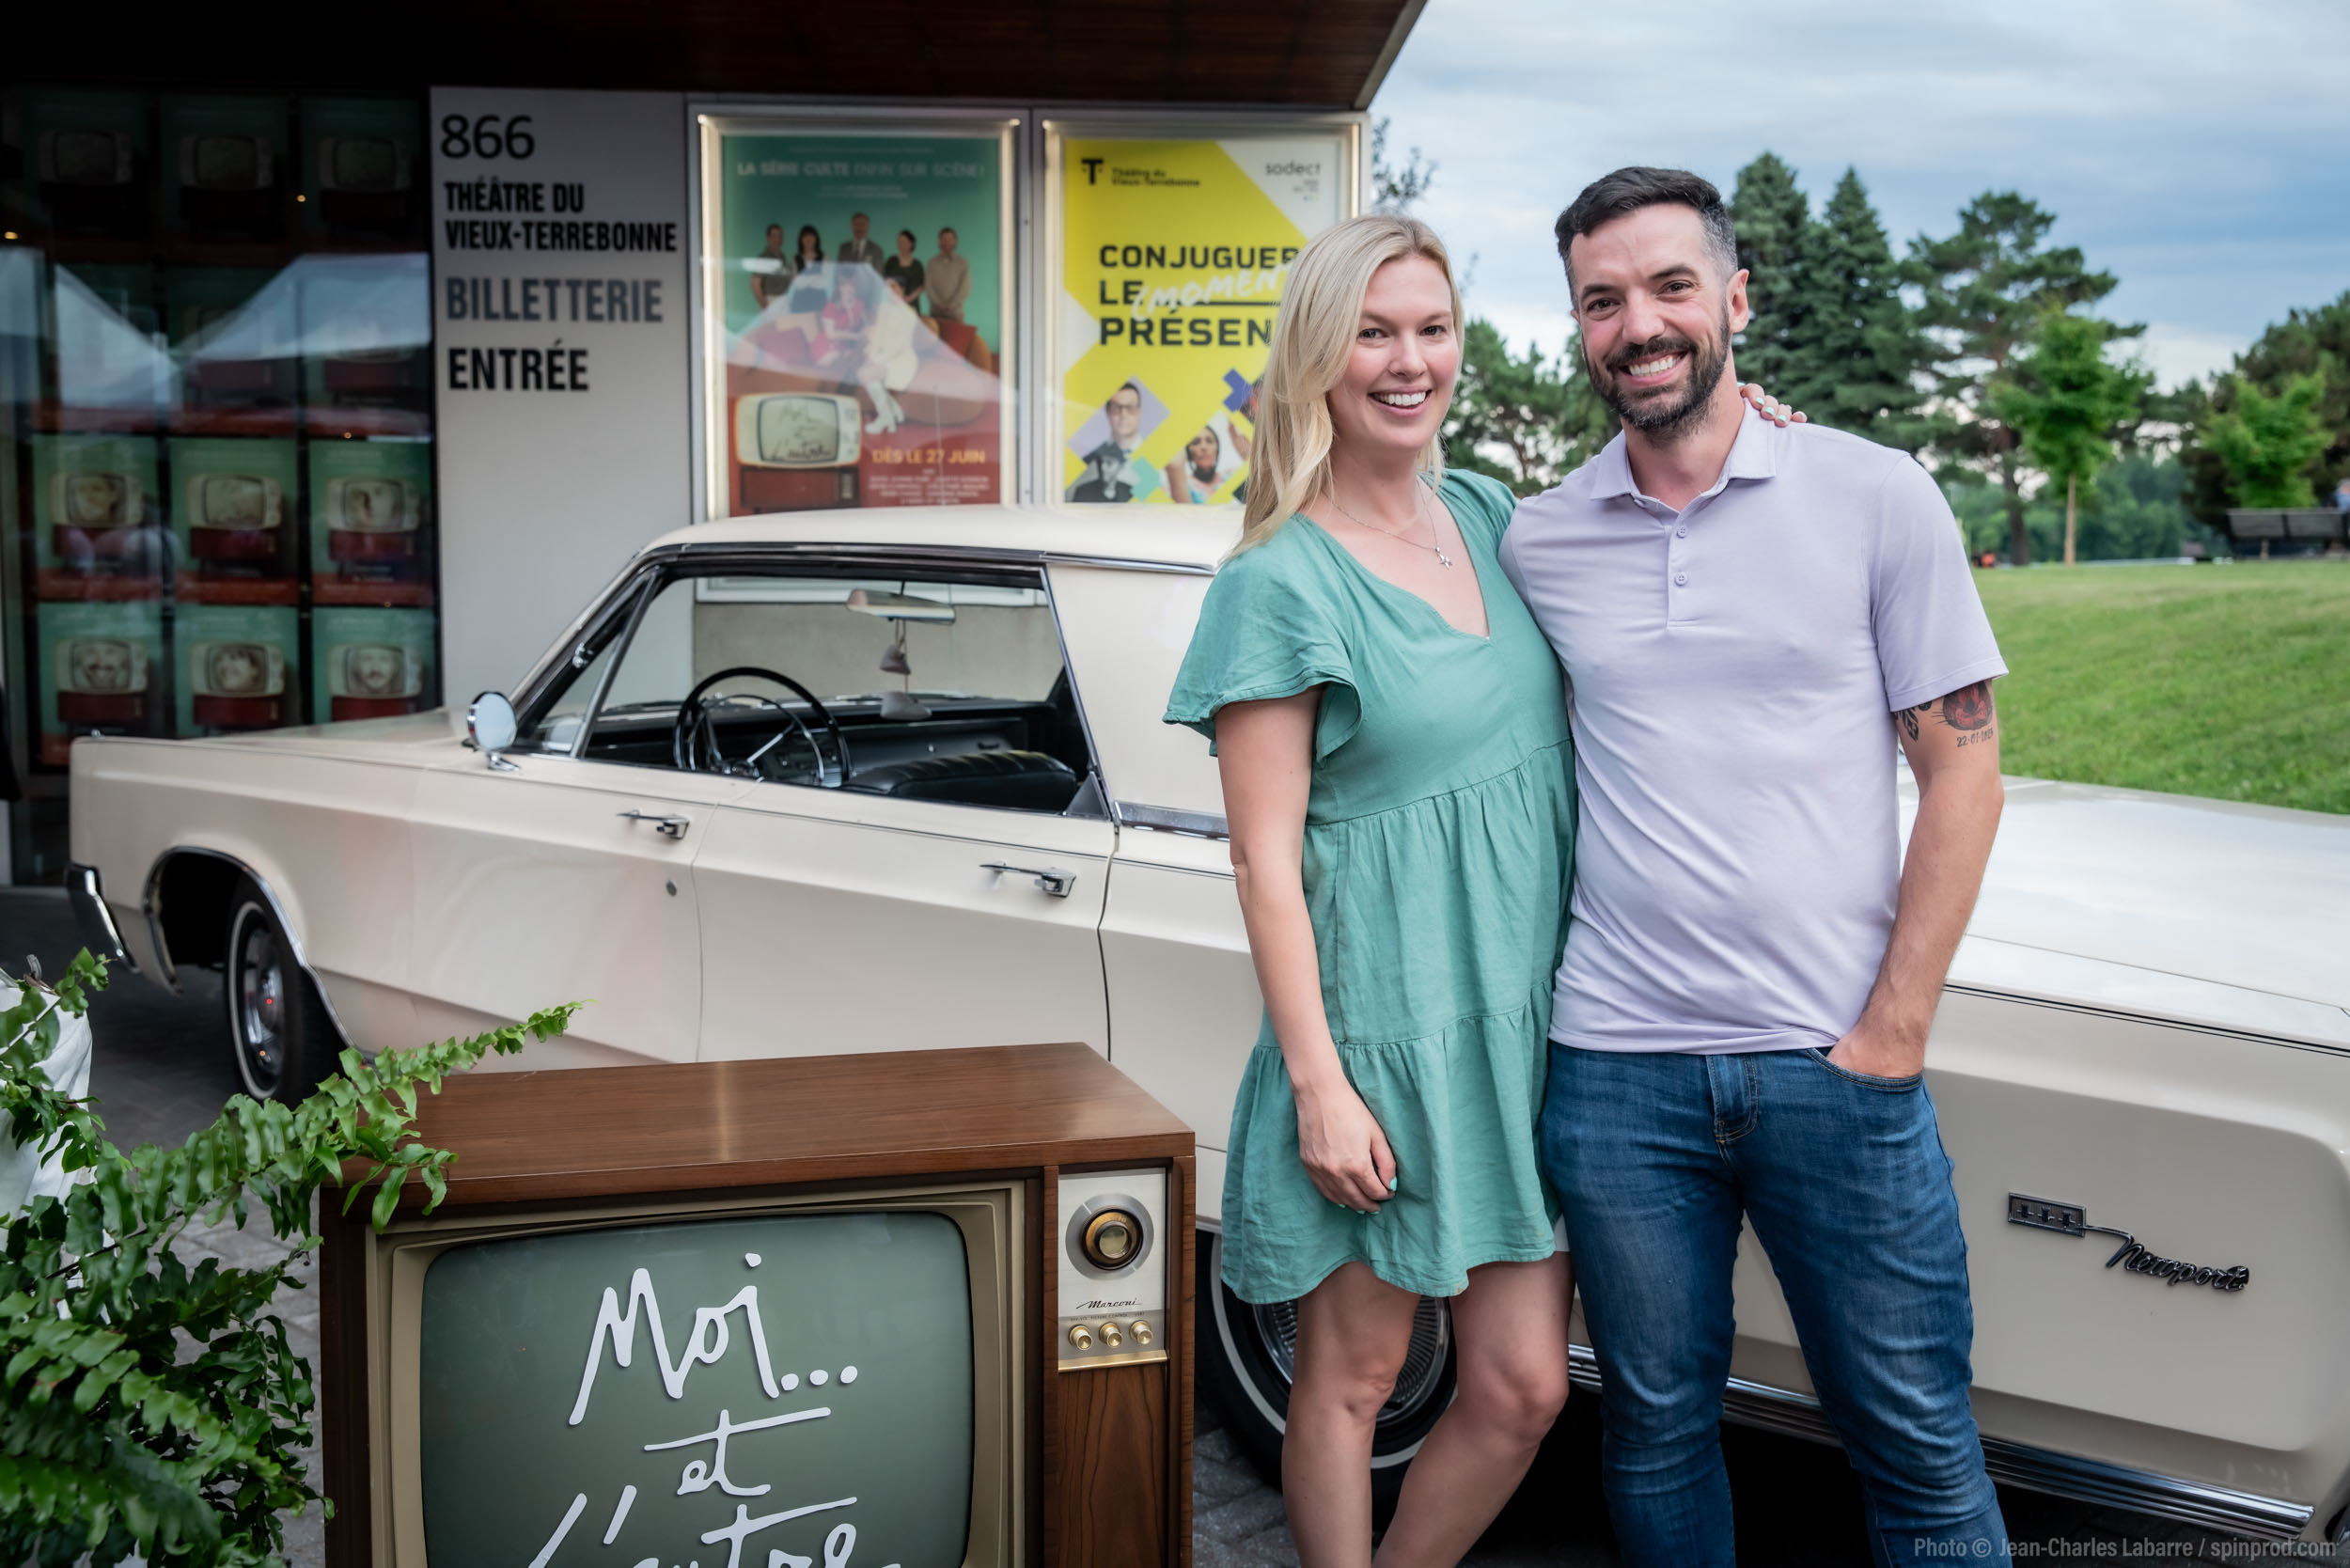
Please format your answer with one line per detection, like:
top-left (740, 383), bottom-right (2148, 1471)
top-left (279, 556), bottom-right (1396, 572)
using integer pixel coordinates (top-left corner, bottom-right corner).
top-left (734, 392), bottom-right (862, 512)
top-left (184, 472), bottom-right (284, 562)
top-left (179, 133), bottom-right (276, 228)
top-left (324, 478), bottom-right (420, 563)
top-left (187, 640), bottom-right (286, 729)
top-left (39, 127), bottom-right (142, 231)
top-left (323, 1041), bottom-right (1194, 1568)
top-left (318, 135), bottom-right (415, 227)
top-left (55, 637), bottom-right (149, 726)
top-left (325, 642), bottom-right (423, 720)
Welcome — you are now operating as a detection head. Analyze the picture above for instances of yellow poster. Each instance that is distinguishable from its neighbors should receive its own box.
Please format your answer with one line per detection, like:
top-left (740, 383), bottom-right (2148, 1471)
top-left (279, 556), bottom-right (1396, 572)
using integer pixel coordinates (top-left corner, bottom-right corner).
top-left (1058, 133), bottom-right (1352, 506)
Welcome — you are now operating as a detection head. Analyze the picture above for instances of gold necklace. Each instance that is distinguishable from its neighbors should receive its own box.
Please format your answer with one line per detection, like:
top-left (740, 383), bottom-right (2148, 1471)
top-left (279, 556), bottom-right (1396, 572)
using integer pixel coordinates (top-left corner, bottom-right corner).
top-left (1327, 477), bottom-right (1451, 568)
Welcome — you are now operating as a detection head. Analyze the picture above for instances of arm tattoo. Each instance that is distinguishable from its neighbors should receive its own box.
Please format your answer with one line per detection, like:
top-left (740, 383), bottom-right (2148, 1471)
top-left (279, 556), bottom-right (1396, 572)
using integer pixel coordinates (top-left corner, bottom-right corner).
top-left (1940, 680), bottom-right (1995, 732)
top-left (1894, 681), bottom-right (1997, 747)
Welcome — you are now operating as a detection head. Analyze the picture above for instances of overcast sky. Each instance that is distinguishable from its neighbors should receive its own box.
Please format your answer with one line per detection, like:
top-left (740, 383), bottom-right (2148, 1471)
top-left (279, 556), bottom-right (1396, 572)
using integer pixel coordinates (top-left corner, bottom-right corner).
top-left (1371, 0), bottom-right (2350, 388)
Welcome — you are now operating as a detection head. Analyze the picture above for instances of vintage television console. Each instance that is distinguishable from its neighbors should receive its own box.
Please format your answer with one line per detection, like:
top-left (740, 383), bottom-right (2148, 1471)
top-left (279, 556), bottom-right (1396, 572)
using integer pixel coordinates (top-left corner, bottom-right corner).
top-left (733, 390), bottom-right (863, 511)
top-left (322, 1041), bottom-right (1195, 1568)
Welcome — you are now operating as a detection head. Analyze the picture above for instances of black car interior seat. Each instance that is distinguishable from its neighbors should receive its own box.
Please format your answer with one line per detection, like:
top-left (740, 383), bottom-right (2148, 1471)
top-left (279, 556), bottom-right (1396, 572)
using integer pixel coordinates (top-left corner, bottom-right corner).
top-left (842, 748), bottom-right (1080, 812)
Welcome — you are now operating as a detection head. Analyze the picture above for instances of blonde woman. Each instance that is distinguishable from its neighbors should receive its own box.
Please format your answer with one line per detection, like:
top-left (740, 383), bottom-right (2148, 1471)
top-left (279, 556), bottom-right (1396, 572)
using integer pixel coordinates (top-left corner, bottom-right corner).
top-left (1166, 214), bottom-right (1788, 1565)
top-left (1162, 212), bottom-right (1572, 1567)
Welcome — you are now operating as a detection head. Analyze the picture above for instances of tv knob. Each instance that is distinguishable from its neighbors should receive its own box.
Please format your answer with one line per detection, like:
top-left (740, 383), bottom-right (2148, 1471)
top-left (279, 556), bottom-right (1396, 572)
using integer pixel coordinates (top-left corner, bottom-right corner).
top-left (1099, 1321), bottom-right (1123, 1349)
top-left (1130, 1320), bottom-right (1153, 1346)
top-left (1082, 1209), bottom-right (1143, 1270)
top-left (1068, 1324), bottom-right (1094, 1351)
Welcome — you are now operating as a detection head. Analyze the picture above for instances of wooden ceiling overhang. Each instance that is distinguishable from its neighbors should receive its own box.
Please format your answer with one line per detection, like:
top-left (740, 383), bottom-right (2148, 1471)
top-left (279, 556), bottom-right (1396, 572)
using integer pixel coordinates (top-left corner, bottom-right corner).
top-left (17, 0), bottom-right (1427, 110)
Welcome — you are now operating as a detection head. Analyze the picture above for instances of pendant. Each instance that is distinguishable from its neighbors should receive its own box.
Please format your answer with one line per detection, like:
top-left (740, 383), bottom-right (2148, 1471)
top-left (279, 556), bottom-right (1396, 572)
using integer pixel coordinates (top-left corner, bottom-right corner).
top-left (1436, 550), bottom-right (1453, 569)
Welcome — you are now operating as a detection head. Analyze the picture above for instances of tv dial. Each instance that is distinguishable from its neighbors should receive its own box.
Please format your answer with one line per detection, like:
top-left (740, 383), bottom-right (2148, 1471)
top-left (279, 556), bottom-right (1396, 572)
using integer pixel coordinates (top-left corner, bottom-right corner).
top-left (1129, 1320), bottom-right (1153, 1346)
top-left (1082, 1209), bottom-right (1142, 1270)
top-left (1068, 1324), bottom-right (1094, 1351)
top-left (1099, 1321), bottom-right (1123, 1349)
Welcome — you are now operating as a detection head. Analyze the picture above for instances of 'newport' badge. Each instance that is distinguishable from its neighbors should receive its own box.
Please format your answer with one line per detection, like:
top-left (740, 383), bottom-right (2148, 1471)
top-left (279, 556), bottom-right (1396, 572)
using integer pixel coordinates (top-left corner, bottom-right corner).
top-left (2006, 1194), bottom-right (2249, 1294)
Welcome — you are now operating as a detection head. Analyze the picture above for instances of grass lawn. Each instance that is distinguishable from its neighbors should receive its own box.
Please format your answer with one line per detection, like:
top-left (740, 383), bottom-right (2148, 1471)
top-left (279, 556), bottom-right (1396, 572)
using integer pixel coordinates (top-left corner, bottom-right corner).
top-left (1973, 559), bottom-right (2350, 816)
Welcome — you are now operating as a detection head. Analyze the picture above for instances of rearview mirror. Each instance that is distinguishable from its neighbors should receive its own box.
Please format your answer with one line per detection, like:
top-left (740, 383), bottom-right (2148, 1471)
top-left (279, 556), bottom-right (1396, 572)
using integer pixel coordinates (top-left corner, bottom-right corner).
top-left (846, 588), bottom-right (956, 623)
top-left (467, 691), bottom-right (518, 770)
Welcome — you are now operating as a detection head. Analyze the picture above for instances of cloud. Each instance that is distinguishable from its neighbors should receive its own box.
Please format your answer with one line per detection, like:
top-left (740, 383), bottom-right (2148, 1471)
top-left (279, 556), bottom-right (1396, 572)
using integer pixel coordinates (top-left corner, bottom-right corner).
top-left (1375, 0), bottom-right (2350, 358)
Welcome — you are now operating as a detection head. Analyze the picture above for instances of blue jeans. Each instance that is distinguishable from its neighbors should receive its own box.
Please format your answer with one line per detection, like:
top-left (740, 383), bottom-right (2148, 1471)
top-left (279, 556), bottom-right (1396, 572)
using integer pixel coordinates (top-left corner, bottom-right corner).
top-left (1543, 1044), bottom-right (2009, 1568)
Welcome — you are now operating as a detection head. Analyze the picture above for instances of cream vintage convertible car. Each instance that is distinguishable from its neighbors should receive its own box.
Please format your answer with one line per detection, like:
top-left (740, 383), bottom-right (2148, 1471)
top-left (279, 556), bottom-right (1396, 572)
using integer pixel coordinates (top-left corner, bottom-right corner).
top-left (67, 505), bottom-right (2350, 1544)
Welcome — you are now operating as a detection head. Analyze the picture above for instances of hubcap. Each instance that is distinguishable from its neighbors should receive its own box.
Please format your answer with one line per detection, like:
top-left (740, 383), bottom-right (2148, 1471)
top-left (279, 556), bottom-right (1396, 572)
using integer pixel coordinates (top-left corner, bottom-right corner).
top-left (1252, 1292), bottom-right (1453, 1426)
top-left (236, 915), bottom-right (286, 1094)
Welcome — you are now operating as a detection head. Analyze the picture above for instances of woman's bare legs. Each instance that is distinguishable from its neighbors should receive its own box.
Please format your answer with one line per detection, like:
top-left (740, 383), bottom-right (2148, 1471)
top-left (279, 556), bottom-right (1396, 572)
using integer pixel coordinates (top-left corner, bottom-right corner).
top-left (1284, 1253), bottom-right (1574, 1568)
top-left (1286, 1262), bottom-right (1423, 1568)
top-left (1374, 1253), bottom-right (1574, 1568)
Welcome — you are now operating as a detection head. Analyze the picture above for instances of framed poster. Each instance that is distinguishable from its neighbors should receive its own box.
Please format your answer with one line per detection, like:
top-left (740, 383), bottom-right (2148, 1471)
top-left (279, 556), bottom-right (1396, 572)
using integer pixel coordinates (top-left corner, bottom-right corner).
top-left (1048, 124), bottom-right (1357, 509)
top-left (699, 116), bottom-right (1016, 517)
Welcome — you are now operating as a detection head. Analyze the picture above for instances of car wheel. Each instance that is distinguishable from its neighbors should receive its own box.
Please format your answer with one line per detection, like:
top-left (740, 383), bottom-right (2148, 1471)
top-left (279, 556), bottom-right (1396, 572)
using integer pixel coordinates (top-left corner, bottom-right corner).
top-left (225, 881), bottom-right (333, 1105)
top-left (1197, 1228), bottom-right (1456, 1513)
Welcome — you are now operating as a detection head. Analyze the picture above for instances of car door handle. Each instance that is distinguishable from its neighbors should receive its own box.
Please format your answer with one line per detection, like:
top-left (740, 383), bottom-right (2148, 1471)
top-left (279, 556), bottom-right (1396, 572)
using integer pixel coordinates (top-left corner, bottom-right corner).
top-left (981, 862), bottom-right (1076, 898)
top-left (618, 810), bottom-right (691, 840)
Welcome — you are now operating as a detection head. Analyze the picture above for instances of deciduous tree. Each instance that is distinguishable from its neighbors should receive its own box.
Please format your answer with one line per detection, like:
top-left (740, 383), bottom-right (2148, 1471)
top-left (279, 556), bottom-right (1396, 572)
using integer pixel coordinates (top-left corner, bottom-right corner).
top-left (1447, 319), bottom-right (1615, 496)
top-left (1909, 192), bottom-right (2138, 564)
top-left (2181, 290), bottom-right (2349, 524)
top-left (2202, 372), bottom-right (2331, 509)
top-left (1988, 310), bottom-right (2149, 563)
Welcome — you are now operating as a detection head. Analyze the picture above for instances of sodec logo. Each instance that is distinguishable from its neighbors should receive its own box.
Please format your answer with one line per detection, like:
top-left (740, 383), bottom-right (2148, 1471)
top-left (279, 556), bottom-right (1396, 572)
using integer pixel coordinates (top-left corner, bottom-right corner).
top-left (1263, 161), bottom-right (1321, 177)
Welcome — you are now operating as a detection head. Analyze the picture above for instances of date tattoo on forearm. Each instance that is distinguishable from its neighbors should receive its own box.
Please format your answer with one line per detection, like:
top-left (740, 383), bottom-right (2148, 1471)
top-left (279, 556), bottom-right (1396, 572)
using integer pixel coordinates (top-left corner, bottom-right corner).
top-left (1898, 679), bottom-right (1998, 747)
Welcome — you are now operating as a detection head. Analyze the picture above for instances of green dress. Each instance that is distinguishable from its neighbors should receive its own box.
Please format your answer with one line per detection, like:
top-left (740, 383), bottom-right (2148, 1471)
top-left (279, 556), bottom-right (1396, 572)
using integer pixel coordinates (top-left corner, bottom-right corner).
top-left (1164, 469), bottom-right (1575, 1303)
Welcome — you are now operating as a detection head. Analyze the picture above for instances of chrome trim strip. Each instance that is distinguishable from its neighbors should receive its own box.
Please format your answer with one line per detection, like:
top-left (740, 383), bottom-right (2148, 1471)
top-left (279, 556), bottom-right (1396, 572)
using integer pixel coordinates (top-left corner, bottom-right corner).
top-left (1563, 1345), bottom-right (2313, 1543)
top-left (140, 849), bottom-right (355, 1052)
top-left (1114, 803), bottom-right (1230, 840)
top-left (673, 538), bottom-right (1216, 575)
top-left (66, 862), bottom-right (135, 974)
top-left (1944, 982), bottom-right (2350, 1060)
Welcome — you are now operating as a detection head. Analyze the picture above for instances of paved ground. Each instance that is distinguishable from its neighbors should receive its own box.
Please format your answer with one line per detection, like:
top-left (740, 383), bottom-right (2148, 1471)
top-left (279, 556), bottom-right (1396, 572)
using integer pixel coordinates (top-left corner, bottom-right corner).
top-left (22, 886), bottom-right (2342, 1566)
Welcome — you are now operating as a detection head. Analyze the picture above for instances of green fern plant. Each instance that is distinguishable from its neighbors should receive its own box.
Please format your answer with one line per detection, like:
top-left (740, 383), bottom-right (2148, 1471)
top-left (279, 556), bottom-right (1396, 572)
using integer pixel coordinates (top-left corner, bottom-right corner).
top-left (0, 949), bottom-right (579, 1564)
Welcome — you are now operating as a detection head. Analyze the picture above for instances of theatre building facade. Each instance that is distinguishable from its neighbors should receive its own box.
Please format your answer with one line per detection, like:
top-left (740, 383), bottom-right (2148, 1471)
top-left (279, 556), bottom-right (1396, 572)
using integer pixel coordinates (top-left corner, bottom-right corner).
top-left (0, 1), bottom-right (1422, 880)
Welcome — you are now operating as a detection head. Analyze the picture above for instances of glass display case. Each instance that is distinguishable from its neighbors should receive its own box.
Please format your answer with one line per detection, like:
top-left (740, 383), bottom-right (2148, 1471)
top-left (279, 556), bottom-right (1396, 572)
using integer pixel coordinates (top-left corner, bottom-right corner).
top-left (0, 85), bottom-right (438, 882)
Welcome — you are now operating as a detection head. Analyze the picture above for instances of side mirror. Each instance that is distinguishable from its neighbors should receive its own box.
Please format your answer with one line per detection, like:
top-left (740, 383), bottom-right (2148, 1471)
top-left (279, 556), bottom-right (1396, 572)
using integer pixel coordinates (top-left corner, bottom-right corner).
top-left (466, 692), bottom-right (519, 771)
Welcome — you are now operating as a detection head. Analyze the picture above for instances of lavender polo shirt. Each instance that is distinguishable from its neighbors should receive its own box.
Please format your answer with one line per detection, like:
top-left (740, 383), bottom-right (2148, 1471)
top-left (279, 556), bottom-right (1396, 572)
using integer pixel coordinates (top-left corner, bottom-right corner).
top-left (1497, 409), bottom-right (2007, 1055)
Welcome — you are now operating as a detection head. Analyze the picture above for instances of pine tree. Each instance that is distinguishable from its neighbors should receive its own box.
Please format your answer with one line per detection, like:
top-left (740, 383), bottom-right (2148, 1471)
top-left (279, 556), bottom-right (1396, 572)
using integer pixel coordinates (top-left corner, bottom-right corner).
top-left (1729, 153), bottom-right (1813, 399)
top-left (1909, 192), bottom-right (2138, 564)
top-left (1805, 169), bottom-right (1934, 451)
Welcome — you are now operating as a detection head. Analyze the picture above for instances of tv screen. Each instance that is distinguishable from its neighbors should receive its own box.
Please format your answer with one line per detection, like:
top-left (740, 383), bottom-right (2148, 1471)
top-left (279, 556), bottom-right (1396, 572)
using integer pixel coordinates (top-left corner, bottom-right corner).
top-left (327, 478), bottom-right (415, 533)
top-left (189, 474), bottom-right (282, 531)
top-left (59, 636), bottom-right (149, 697)
top-left (739, 393), bottom-right (861, 469)
top-left (40, 129), bottom-right (133, 186)
top-left (190, 640), bottom-right (285, 698)
top-left (53, 471), bottom-right (142, 529)
top-left (321, 135), bottom-right (409, 193)
top-left (328, 642), bottom-right (420, 700)
top-left (416, 1211), bottom-right (974, 1568)
top-left (183, 133), bottom-right (273, 191)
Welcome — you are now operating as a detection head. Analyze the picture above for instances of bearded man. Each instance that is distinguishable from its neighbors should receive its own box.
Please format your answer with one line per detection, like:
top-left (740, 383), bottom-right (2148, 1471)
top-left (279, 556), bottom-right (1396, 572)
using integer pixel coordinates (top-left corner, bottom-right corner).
top-left (1498, 167), bottom-right (2013, 1567)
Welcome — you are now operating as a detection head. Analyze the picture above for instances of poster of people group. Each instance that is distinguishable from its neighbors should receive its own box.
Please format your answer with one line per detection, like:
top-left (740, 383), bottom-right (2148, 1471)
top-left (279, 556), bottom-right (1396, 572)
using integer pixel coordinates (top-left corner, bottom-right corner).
top-left (710, 123), bottom-right (1011, 514)
top-left (1058, 132), bottom-right (1352, 507)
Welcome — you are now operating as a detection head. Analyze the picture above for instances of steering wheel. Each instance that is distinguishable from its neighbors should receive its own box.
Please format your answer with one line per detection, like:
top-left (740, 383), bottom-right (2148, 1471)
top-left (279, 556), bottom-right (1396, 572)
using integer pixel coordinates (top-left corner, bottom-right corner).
top-left (670, 666), bottom-right (849, 785)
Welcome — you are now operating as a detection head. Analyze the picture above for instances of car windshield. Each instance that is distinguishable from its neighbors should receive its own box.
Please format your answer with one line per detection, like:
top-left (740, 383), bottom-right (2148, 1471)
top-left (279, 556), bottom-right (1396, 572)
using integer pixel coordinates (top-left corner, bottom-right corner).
top-left (517, 564), bottom-right (1096, 815)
